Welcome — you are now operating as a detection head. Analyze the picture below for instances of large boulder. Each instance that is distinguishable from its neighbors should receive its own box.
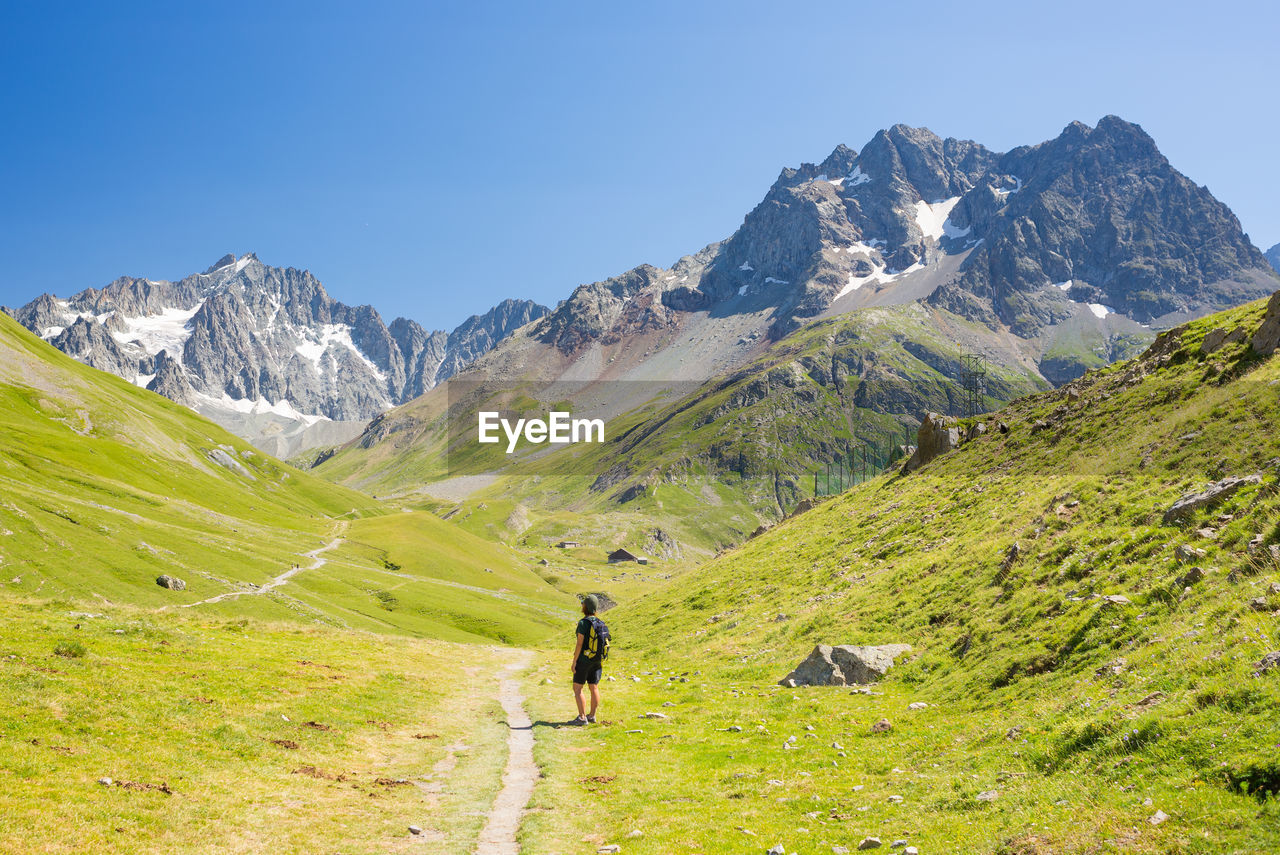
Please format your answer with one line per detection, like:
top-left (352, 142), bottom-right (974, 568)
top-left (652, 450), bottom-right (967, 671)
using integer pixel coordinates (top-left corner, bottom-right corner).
top-left (1163, 474), bottom-right (1263, 524)
top-left (779, 644), bottom-right (912, 687)
top-left (789, 497), bottom-right (819, 517)
top-left (156, 575), bottom-right (186, 591)
top-left (1200, 326), bottom-right (1248, 355)
top-left (1252, 291), bottom-right (1280, 356)
top-left (901, 413), bottom-right (959, 474)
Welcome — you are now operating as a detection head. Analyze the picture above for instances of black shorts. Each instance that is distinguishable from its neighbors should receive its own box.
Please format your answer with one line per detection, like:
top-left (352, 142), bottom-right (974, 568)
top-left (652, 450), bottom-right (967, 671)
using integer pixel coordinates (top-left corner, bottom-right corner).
top-left (573, 657), bottom-right (602, 685)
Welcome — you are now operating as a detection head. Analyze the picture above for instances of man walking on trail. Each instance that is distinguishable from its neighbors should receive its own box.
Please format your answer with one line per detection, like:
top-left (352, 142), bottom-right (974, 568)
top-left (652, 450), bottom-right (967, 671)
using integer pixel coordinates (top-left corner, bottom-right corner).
top-left (570, 595), bottom-right (607, 725)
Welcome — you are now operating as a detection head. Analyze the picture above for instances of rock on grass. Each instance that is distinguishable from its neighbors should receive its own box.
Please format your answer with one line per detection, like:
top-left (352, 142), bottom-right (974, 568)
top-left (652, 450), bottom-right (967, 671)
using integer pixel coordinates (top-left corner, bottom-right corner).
top-left (1163, 474), bottom-right (1262, 523)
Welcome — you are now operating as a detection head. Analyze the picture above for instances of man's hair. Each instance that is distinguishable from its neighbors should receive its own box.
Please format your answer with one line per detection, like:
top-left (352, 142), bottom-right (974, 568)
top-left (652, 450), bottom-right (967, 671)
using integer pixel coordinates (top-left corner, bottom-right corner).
top-left (581, 594), bottom-right (598, 615)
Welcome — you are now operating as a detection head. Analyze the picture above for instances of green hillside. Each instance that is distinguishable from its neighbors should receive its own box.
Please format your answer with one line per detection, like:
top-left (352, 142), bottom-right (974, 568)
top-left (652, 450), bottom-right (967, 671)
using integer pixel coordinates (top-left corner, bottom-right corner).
top-left (7, 281), bottom-right (1279, 852)
top-left (0, 598), bottom-right (514, 854)
top-left (503, 304), bottom-right (1047, 514)
top-left (312, 304), bottom-right (1048, 575)
top-left (0, 311), bottom-right (569, 645)
top-left (519, 294), bottom-right (1280, 854)
top-left (0, 308), bottom-right (577, 853)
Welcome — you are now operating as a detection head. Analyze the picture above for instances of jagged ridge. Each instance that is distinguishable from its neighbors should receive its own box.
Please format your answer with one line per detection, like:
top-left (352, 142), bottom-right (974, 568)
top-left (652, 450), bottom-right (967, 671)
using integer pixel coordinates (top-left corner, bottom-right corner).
top-left (524, 116), bottom-right (1275, 381)
top-left (7, 254), bottom-right (549, 455)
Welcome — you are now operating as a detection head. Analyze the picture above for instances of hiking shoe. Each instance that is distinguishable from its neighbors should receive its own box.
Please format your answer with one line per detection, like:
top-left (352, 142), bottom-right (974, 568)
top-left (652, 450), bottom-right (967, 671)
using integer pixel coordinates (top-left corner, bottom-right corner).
top-left (571, 716), bottom-right (588, 726)
top-left (586, 715), bottom-right (596, 724)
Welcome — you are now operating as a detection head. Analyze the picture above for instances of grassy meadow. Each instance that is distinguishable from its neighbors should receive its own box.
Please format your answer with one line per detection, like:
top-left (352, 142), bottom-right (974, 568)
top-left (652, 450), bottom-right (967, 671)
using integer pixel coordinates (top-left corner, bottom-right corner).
top-left (0, 306), bottom-right (567, 852)
top-left (0, 596), bottom-right (519, 854)
top-left (4, 290), bottom-right (1280, 853)
top-left (515, 295), bottom-right (1280, 854)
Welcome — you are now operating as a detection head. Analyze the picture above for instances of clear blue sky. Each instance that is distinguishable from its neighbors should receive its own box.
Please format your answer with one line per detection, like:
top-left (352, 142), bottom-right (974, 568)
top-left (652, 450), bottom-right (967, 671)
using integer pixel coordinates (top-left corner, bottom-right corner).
top-left (2, 1), bottom-right (1277, 330)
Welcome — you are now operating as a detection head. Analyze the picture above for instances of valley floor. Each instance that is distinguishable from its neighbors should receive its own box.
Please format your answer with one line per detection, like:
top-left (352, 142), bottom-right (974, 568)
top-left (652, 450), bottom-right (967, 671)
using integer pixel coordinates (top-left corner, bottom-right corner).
top-left (0, 597), bottom-right (530, 854)
top-left (5, 601), bottom-right (1277, 855)
top-left (5, 296), bottom-right (1280, 853)
top-left (518, 653), bottom-right (1280, 855)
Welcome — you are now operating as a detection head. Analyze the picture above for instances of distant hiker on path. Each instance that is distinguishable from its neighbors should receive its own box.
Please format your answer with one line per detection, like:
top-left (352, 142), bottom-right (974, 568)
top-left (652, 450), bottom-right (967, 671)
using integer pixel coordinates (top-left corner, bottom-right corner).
top-left (569, 595), bottom-right (610, 725)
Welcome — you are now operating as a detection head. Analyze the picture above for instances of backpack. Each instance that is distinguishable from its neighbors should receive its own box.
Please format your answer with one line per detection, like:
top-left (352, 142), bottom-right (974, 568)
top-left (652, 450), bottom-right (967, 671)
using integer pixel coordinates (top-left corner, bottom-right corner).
top-left (583, 616), bottom-right (611, 662)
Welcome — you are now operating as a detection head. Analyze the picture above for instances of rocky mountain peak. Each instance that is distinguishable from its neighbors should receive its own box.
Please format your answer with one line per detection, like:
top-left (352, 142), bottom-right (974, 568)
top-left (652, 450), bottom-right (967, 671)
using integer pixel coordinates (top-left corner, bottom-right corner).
top-left (933, 116), bottom-right (1276, 339)
top-left (204, 253), bottom-right (237, 273)
top-left (1265, 243), bottom-right (1279, 273)
top-left (201, 252), bottom-right (260, 276)
top-left (11, 255), bottom-right (549, 456)
top-left (1092, 113), bottom-right (1161, 151)
top-left (817, 143), bottom-right (858, 178)
top-left (438, 298), bottom-right (553, 382)
top-left (513, 116), bottom-right (1276, 387)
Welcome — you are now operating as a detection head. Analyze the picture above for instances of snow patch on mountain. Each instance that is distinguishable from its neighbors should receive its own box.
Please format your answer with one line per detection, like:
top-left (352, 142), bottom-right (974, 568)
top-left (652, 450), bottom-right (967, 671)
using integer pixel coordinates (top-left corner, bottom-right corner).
top-left (994, 175), bottom-right (1023, 198)
top-left (836, 255), bottom-right (926, 300)
top-left (942, 217), bottom-right (971, 239)
top-left (112, 304), bottom-right (202, 355)
top-left (13, 253), bottom-right (549, 456)
top-left (914, 197), bottom-right (962, 241)
top-left (195, 391), bottom-right (330, 426)
top-left (294, 323), bottom-right (383, 379)
top-left (38, 302), bottom-right (117, 339)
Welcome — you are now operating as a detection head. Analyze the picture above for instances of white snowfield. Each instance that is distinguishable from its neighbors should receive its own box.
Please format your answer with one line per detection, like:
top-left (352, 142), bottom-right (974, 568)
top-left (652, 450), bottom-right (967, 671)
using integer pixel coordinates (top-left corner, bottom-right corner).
top-left (831, 198), bottom-right (967, 302)
top-left (834, 237), bottom-right (927, 300)
top-left (39, 300), bottom-right (116, 340)
top-left (913, 197), bottom-right (964, 241)
top-left (111, 304), bottom-right (203, 356)
top-left (205, 255), bottom-right (253, 274)
top-left (847, 165), bottom-right (871, 186)
top-left (994, 175), bottom-right (1023, 198)
top-left (836, 260), bottom-right (925, 300)
top-left (294, 322), bottom-right (388, 381)
top-left (194, 391), bottom-right (329, 426)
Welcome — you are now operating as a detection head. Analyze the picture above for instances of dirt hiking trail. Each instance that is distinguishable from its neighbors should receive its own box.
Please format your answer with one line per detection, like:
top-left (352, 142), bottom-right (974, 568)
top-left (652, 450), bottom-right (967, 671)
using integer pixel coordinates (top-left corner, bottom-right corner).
top-left (474, 651), bottom-right (536, 855)
top-left (177, 523), bottom-right (348, 608)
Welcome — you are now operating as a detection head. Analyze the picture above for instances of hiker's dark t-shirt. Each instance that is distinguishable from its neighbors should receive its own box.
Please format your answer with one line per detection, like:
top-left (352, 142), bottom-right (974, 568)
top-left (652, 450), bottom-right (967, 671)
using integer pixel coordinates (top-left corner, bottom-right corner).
top-left (576, 617), bottom-right (594, 660)
top-left (574, 616), bottom-right (602, 684)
